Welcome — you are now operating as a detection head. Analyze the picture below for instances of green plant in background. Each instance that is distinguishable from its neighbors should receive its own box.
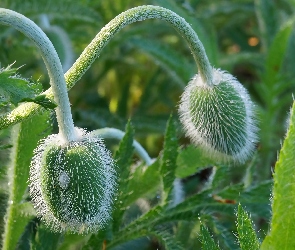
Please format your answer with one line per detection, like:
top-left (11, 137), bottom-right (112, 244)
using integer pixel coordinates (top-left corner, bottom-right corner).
top-left (1, 0), bottom-right (295, 249)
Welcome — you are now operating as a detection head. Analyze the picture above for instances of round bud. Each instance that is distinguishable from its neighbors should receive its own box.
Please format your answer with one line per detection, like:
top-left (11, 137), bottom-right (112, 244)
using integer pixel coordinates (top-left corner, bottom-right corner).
top-left (29, 128), bottom-right (117, 233)
top-left (178, 68), bottom-right (257, 163)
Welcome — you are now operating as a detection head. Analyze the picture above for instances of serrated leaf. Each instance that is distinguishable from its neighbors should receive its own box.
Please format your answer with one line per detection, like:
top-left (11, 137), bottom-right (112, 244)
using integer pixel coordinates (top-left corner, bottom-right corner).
top-left (176, 145), bottom-right (214, 178)
top-left (109, 205), bottom-right (164, 248)
top-left (261, 101), bottom-right (295, 248)
top-left (210, 217), bottom-right (238, 250)
top-left (113, 120), bottom-right (134, 231)
top-left (239, 180), bottom-right (272, 219)
top-left (236, 204), bottom-right (260, 250)
top-left (21, 94), bottom-right (57, 110)
top-left (151, 229), bottom-right (185, 250)
top-left (0, 66), bottom-right (36, 106)
top-left (114, 120), bottom-right (134, 174)
top-left (200, 225), bottom-right (220, 250)
top-left (161, 115), bottom-right (178, 203)
top-left (125, 159), bottom-right (161, 206)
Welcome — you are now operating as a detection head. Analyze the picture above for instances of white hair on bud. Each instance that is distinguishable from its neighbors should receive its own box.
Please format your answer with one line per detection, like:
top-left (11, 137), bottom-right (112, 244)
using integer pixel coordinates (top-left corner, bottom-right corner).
top-left (178, 68), bottom-right (258, 163)
top-left (29, 127), bottom-right (117, 233)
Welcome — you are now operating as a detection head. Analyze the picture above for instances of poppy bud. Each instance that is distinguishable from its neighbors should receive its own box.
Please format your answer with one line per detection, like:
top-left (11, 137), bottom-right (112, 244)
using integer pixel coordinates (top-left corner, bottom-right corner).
top-left (29, 128), bottom-right (117, 233)
top-left (179, 69), bottom-right (257, 163)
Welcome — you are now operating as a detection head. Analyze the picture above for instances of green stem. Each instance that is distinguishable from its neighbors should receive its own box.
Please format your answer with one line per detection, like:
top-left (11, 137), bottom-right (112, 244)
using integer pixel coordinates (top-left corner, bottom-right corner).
top-left (89, 127), bottom-right (153, 165)
top-left (65, 5), bottom-right (213, 87)
top-left (0, 8), bottom-right (75, 142)
top-left (0, 5), bottom-right (213, 129)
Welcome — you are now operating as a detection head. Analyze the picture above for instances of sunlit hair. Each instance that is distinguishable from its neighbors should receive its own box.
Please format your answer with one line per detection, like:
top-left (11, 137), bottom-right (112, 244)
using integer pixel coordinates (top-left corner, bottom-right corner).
top-left (29, 127), bottom-right (117, 234)
top-left (179, 68), bottom-right (258, 163)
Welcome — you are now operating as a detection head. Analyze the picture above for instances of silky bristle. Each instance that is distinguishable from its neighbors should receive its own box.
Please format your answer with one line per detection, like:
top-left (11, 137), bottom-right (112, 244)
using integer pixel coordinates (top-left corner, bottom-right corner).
top-left (29, 127), bottom-right (117, 234)
top-left (178, 68), bottom-right (258, 163)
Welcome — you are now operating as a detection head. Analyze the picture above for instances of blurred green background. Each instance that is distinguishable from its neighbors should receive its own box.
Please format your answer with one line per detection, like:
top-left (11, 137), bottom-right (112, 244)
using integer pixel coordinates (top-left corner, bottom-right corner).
top-left (1, 0), bottom-right (295, 249)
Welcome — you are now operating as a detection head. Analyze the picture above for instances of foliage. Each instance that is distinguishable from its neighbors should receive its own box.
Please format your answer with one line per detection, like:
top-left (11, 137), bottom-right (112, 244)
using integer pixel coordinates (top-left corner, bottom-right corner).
top-left (1, 0), bottom-right (295, 249)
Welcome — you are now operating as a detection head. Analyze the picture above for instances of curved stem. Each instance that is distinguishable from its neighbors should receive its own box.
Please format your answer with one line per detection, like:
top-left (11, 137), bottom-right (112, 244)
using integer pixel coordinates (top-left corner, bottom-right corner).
top-left (0, 5), bottom-right (213, 129)
top-left (65, 5), bottom-right (213, 88)
top-left (0, 8), bottom-right (75, 142)
top-left (89, 128), bottom-right (153, 165)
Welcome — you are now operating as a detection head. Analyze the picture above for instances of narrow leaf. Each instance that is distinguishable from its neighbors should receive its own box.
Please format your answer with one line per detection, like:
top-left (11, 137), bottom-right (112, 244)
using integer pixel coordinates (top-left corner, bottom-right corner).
top-left (264, 18), bottom-right (295, 87)
top-left (160, 115), bottom-right (178, 203)
top-left (113, 120), bottom-right (134, 231)
top-left (237, 204), bottom-right (260, 250)
top-left (255, 0), bottom-right (279, 50)
top-left (151, 230), bottom-right (185, 250)
top-left (200, 225), bottom-right (220, 250)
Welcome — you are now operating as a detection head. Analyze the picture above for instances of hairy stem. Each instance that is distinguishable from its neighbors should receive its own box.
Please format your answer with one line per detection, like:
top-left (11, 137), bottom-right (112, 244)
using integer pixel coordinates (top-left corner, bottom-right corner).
top-left (65, 5), bottom-right (213, 87)
top-left (0, 8), bottom-right (75, 142)
top-left (0, 5), bottom-right (212, 129)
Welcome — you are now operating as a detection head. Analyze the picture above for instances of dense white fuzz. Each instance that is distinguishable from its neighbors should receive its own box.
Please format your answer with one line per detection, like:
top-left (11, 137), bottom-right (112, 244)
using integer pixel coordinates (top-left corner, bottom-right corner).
top-left (29, 127), bottom-right (117, 233)
top-left (179, 68), bottom-right (257, 163)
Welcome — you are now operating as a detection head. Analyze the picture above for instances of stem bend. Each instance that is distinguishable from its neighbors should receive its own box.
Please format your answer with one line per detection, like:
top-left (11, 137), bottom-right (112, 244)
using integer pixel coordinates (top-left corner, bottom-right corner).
top-left (0, 8), bottom-right (75, 142)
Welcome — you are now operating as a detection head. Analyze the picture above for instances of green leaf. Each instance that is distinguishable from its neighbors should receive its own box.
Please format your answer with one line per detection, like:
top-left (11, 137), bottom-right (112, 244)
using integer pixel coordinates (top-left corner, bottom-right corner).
top-left (160, 115), bottom-right (178, 203)
top-left (125, 159), bottom-right (161, 206)
top-left (150, 230), bottom-right (185, 250)
top-left (82, 228), bottom-right (107, 250)
top-left (16, 218), bottom-right (38, 250)
top-left (21, 95), bottom-right (57, 110)
top-left (200, 225), bottom-right (220, 250)
top-left (109, 205), bottom-right (164, 249)
top-left (31, 224), bottom-right (60, 250)
top-left (239, 180), bottom-right (272, 219)
top-left (2, 111), bottom-right (52, 250)
top-left (176, 145), bottom-right (214, 178)
top-left (261, 101), bottom-right (295, 249)
top-left (237, 204), bottom-right (260, 250)
top-left (0, 65), bottom-right (37, 106)
top-left (113, 120), bottom-right (134, 231)
top-left (255, 0), bottom-right (279, 50)
top-left (209, 217), bottom-right (238, 250)
top-left (264, 18), bottom-right (295, 87)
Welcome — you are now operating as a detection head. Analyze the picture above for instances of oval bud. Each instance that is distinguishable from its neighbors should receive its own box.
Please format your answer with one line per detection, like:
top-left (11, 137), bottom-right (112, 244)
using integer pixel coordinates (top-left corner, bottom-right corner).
top-left (178, 69), bottom-right (257, 163)
top-left (29, 128), bottom-right (117, 233)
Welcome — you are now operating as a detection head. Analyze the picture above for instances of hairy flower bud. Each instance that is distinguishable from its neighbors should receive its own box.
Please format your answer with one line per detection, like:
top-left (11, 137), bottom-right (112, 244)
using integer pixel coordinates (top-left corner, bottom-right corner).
top-left (179, 69), bottom-right (257, 163)
top-left (29, 128), bottom-right (117, 233)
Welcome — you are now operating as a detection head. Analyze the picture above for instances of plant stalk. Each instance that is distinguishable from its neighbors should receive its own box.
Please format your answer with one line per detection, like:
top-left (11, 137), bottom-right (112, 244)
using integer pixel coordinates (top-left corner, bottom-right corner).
top-left (0, 5), bottom-right (213, 129)
top-left (0, 8), bottom-right (75, 143)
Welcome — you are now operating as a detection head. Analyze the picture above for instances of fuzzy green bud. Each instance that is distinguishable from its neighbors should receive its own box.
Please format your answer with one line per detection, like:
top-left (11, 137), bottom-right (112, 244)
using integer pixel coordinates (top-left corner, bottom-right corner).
top-left (29, 128), bottom-right (117, 233)
top-left (179, 69), bottom-right (257, 163)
